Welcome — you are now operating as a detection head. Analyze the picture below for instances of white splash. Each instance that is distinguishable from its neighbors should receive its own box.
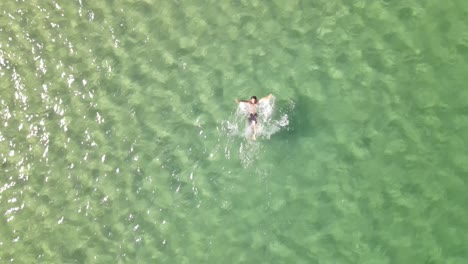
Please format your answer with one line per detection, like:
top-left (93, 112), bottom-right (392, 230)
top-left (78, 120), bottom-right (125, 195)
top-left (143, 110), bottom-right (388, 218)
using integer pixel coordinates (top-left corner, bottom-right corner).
top-left (227, 96), bottom-right (292, 140)
top-left (219, 95), bottom-right (294, 167)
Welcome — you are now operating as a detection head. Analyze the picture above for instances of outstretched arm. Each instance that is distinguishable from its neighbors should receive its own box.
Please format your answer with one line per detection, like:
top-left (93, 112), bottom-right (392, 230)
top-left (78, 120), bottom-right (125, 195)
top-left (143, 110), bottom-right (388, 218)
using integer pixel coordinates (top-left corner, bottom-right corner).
top-left (259, 93), bottom-right (273, 103)
top-left (234, 98), bottom-right (249, 103)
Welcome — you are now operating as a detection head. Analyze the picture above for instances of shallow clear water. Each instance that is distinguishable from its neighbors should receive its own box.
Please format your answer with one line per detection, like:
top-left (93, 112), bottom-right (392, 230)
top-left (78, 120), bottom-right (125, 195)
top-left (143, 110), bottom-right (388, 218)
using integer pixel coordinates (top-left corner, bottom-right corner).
top-left (1, 0), bottom-right (468, 263)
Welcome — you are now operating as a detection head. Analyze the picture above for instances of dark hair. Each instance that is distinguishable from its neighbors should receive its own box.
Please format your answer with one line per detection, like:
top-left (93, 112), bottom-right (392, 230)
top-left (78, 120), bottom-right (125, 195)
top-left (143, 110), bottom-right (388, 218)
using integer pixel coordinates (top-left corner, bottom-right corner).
top-left (250, 96), bottom-right (258, 103)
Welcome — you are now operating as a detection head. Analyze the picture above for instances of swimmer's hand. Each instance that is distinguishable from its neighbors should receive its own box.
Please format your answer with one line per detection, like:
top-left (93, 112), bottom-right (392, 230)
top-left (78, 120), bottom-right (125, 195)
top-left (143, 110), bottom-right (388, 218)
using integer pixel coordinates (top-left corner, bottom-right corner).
top-left (259, 93), bottom-right (273, 102)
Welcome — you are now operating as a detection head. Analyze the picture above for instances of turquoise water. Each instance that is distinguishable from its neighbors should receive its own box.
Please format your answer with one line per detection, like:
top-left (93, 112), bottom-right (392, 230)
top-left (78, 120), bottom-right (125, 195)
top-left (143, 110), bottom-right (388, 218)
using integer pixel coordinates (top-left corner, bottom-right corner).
top-left (1, 0), bottom-right (468, 263)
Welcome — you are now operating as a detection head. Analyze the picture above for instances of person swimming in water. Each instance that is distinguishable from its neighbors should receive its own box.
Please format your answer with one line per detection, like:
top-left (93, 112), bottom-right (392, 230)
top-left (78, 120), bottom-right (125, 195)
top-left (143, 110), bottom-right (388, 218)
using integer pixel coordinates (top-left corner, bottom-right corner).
top-left (235, 93), bottom-right (273, 140)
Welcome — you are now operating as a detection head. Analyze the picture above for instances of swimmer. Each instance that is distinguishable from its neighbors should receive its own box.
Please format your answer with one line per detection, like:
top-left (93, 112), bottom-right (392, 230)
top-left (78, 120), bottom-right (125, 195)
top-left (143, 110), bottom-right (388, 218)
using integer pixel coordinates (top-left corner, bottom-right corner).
top-left (235, 93), bottom-right (273, 140)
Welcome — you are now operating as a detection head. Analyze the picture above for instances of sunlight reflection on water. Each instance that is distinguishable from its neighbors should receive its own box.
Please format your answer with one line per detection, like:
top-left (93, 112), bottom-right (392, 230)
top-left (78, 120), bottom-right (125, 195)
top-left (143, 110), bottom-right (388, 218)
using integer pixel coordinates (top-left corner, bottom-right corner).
top-left (1, 0), bottom-right (468, 263)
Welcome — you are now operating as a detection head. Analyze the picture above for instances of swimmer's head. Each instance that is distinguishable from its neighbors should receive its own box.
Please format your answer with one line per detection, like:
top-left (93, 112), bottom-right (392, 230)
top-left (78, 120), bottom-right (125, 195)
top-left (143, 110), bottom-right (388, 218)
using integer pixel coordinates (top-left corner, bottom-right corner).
top-left (250, 96), bottom-right (258, 103)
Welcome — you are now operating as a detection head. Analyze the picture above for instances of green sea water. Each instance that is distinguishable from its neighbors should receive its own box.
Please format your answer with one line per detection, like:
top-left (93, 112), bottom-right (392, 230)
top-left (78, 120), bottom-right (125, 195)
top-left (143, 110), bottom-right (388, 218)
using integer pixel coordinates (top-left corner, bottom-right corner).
top-left (1, 0), bottom-right (468, 263)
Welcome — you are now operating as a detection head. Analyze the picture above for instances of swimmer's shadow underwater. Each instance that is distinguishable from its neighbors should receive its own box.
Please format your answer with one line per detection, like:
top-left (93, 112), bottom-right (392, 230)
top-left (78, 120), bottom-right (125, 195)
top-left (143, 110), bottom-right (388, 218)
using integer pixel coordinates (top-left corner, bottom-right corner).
top-left (219, 94), bottom-right (294, 167)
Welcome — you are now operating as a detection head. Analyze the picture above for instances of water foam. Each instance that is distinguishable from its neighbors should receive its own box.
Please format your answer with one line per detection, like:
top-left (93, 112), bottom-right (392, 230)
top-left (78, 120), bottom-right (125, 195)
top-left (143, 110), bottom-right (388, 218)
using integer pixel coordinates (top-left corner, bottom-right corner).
top-left (229, 96), bottom-right (292, 140)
